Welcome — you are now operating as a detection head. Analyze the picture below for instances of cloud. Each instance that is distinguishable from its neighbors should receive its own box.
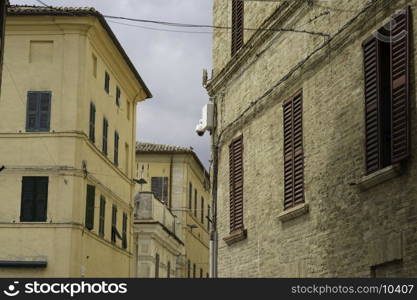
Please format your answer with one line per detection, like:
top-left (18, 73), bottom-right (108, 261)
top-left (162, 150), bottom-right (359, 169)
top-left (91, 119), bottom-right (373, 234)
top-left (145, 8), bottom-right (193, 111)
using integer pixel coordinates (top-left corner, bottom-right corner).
top-left (10, 0), bottom-right (212, 168)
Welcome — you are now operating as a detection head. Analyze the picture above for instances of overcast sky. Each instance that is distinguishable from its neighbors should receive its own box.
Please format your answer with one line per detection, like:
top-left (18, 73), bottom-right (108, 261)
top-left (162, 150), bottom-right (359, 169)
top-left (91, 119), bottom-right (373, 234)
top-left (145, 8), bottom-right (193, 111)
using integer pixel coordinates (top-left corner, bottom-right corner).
top-left (11, 0), bottom-right (213, 168)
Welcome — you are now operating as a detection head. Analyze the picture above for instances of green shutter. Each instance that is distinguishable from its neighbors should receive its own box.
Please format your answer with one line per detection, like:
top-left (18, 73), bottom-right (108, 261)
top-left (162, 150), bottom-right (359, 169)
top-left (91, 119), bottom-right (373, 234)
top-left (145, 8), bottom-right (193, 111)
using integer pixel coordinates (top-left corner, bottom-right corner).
top-left (102, 118), bottom-right (108, 155)
top-left (21, 177), bottom-right (48, 222)
top-left (26, 93), bottom-right (38, 131)
top-left (122, 212), bottom-right (127, 249)
top-left (34, 177), bottom-right (48, 221)
top-left (89, 103), bottom-right (96, 143)
top-left (38, 92), bottom-right (51, 131)
top-left (99, 195), bottom-right (106, 237)
top-left (85, 185), bottom-right (95, 230)
top-left (114, 131), bottom-right (119, 166)
top-left (111, 205), bottom-right (117, 243)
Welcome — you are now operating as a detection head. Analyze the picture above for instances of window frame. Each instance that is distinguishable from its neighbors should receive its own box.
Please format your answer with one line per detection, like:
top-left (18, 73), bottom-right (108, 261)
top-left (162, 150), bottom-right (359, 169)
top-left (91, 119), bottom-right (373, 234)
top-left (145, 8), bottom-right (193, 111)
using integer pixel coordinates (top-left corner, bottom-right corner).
top-left (20, 176), bottom-right (48, 222)
top-left (26, 91), bottom-right (52, 132)
top-left (114, 131), bottom-right (119, 166)
top-left (122, 212), bottom-right (127, 249)
top-left (85, 184), bottom-right (95, 230)
top-left (231, 0), bottom-right (244, 56)
top-left (116, 86), bottom-right (121, 107)
top-left (102, 117), bottom-right (108, 156)
top-left (99, 195), bottom-right (106, 237)
top-left (111, 204), bottom-right (117, 244)
top-left (104, 71), bottom-right (110, 94)
top-left (89, 102), bottom-right (96, 143)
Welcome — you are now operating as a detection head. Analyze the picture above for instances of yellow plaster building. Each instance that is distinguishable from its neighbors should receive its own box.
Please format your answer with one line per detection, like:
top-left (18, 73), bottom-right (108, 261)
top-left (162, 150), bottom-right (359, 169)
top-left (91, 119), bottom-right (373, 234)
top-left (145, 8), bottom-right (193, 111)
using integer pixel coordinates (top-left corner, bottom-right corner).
top-left (0, 6), bottom-right (151, 277)
top-left (135, 142), bottom-right (211, 278)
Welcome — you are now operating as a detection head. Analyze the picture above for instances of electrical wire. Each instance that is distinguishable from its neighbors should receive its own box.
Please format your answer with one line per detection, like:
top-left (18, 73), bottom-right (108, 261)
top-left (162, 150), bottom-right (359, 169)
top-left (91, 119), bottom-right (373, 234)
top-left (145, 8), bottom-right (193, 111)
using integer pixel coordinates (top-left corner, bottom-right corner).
top-left (212, 0), bottom-right (388, 148)
top-left (107, 20), bottom-right (213, 34)
top-left (32, 0), bottom-right (328, 37)
top-left (104, 14), bottom-right (329, 37)
top-left (34, 0), bottom-right (50, 7)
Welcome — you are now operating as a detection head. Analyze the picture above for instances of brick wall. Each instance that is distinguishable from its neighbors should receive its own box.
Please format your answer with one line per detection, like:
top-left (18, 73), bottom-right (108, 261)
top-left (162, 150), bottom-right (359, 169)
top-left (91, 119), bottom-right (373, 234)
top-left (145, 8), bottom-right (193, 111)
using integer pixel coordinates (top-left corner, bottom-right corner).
top-left (208, 0), bottom-right (417, 277)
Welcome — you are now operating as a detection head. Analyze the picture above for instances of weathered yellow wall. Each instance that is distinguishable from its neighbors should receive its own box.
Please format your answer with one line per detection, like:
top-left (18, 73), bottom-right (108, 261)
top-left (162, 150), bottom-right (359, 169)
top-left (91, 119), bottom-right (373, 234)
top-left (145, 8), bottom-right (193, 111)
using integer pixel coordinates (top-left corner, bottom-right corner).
top-left (136, 151), bottom-right (211, 277)
top-left (0, 14), bottom-right (147, 277)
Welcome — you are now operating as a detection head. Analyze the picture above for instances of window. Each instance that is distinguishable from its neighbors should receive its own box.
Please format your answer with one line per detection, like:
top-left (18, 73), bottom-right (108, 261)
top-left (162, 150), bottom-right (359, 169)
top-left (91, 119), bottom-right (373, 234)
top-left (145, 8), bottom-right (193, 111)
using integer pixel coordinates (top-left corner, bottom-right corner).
top-left (99, 195), bottom-right (106, 237)
top-left (89, 102), bottom-right (96, 143)
top-left (363, 7), bottom-right (411, 174)
top-left (283, 91), bottom-right (304, 210)
top-left (85, 185), bottom-right (95, 230)
top-left (151, 177), bottom-right (168, 203)
top-left (187, 259), bottom-right (191, 278)
top-left (200, 268), bottom-right (203, 278)
top-left (155, 253), bottom-right (160, 278)
top-left (111, 205), bottom-right (117, 243)
top-left (102, 118), bottom-right (108, 156)
top-left (206, 273), bottom-right (209, 278)
top-left (116, 86), bottom-right (121, 107)
top-left (229, 135), bottom-right (244, 232)
top-left (167, 261), bottom-right (171, 278)
top-left (201, 197), bottom-right (204, 224)
top-left (371, 261), bottom-right (403, 278)
top-left (114, 131), bottom-right (119, 166)
top-left (194, 189), bottom-right (197, 217)
top-left (125, 143), bottom-right (130, 175)
top-left (104, 71), bottom-right (110, 94)
top-left (20, 177), bottom-right (48, 222)
top-left (92, 54), bottom-right (97, 78)
top-left (231, 0), bottom-right (244, 56)
top-left (26, 91), bottom-right (51, 132)
top-left (122, 212), bottom-right (128, 249)
top-left (193, 264), bottom-right (196, 278)
top-left (188, 182), bottom-right (192, 210)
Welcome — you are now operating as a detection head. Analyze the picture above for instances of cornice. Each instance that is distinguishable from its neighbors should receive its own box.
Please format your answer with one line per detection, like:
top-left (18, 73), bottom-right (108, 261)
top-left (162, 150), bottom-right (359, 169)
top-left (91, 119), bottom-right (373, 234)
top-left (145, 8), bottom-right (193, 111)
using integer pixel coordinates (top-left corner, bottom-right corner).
top-left (206, 1), bottom-right (304, 96)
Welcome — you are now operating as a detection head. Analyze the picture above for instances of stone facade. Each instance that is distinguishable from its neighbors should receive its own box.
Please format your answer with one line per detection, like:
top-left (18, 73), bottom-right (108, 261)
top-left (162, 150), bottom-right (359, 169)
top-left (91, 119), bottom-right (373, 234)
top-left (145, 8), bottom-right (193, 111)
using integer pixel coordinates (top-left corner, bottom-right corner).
top-left (207, 0), bottom-right (417, 277)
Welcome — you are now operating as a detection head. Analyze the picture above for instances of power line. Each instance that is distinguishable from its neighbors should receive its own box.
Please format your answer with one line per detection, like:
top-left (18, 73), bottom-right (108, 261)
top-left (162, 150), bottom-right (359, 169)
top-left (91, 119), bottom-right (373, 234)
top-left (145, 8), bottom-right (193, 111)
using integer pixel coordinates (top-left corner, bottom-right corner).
top-left (107, 20), bottom-right (212, 34)
top-left (104, 15), bottom-right (329, 37)
top-left (32, 0), bottom-right (328, 37)
top-left (34, 0), bottom-right (51, 8)
top-left (212, 0), bottom-right (387, 148)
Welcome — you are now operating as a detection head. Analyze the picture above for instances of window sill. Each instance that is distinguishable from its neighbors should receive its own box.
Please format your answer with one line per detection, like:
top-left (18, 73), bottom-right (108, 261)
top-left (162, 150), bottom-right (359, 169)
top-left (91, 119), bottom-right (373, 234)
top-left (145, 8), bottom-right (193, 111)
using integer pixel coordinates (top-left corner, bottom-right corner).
top-left (357, 164), bottom-right (402, 191)
top-left (223, 228), bottom-right (247, 246)
top-left (278, 203), bottom-right (309, 222)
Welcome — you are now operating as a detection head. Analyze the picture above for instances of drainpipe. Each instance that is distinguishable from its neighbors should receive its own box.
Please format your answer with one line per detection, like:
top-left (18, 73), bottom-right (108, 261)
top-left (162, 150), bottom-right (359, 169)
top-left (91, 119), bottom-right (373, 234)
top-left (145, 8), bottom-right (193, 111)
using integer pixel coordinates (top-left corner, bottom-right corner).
top-left (210, 96), bottom-right (219, 278)
top-left (211, 144), bottom-right (218, 278)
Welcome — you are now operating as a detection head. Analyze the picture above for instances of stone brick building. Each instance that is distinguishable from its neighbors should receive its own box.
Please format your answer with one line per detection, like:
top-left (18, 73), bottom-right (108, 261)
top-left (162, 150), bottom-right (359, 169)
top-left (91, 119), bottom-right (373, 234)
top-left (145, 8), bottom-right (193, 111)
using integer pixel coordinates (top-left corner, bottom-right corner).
top-left (206, 0), bottom-right (417, 277)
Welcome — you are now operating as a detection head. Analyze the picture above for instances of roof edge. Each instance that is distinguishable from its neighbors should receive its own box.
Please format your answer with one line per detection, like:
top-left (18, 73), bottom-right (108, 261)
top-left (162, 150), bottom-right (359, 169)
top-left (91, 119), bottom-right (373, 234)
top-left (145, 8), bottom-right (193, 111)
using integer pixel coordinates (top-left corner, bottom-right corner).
top-left (7, 5), bottom-right (153, 99)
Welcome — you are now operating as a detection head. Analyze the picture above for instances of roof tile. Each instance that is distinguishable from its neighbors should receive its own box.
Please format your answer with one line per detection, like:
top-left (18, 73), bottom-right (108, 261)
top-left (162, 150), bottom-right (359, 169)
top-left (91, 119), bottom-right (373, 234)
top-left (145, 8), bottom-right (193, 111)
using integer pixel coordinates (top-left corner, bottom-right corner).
top-left (136, 142), bottom-right (193, 153)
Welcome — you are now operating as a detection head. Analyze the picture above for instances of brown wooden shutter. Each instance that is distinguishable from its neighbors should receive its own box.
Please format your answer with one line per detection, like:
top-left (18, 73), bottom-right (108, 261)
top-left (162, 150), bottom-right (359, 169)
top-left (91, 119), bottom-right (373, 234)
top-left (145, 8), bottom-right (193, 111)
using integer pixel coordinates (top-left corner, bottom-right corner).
top-left (231, 0), bottom-right (244, 56)
top-left (229, 135), bottom-right (244, 232)
top-left (283, 91), bottom-right (304, 210)
top-left (363, 37), bottom-right (382, 174)
top-left (390, 7), bottom-right (410, 163)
